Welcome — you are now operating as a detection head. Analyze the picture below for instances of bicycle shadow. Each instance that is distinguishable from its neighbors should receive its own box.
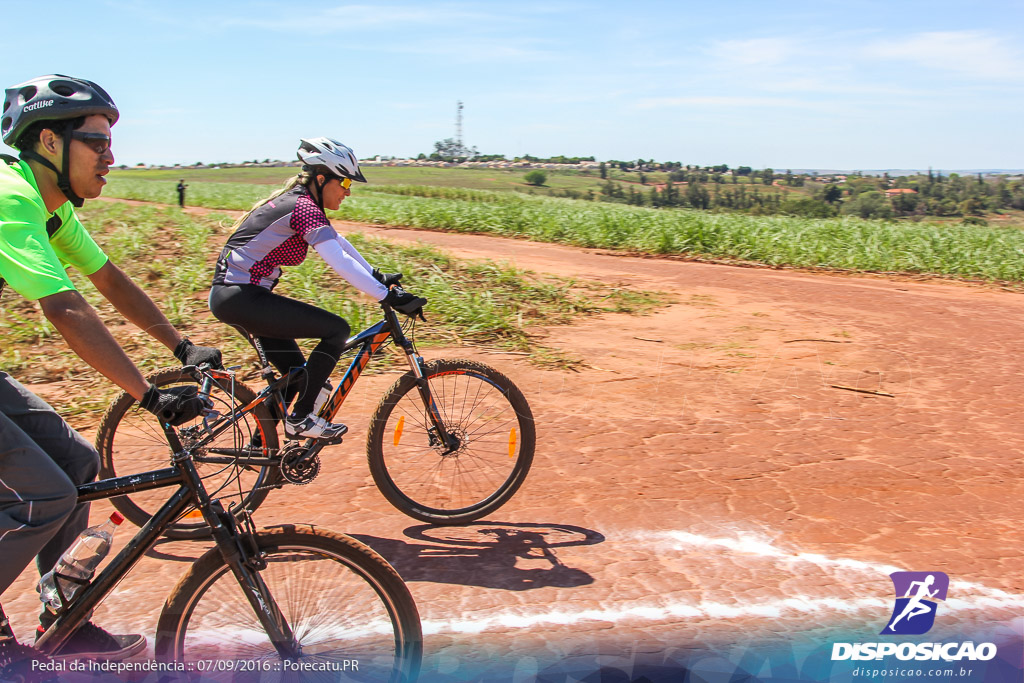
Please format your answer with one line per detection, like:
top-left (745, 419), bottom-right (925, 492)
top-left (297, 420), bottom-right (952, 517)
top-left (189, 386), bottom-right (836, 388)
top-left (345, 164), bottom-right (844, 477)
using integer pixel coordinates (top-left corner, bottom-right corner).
top-left (144, 537), bottom-right (209, 563)
top-left (351, 522), bottom-right (603, 591)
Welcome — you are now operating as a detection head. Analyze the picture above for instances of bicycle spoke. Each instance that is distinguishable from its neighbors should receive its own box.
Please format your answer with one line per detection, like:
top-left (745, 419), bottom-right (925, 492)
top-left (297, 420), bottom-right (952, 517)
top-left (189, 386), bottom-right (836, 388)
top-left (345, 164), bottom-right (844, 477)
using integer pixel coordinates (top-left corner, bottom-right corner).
top-left (177, 549), bottom-right (403, 679)
top-left (369, 359), bottom-right (534, 523)
top-left (97, 368), bottom-right (278, 537)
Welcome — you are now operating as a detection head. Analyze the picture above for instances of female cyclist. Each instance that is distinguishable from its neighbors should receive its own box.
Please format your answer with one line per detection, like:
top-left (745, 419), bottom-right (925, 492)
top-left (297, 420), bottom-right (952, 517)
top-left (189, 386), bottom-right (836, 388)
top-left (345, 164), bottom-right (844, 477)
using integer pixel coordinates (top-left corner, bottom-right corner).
top-left (208, 138), bottom-right (425, 440)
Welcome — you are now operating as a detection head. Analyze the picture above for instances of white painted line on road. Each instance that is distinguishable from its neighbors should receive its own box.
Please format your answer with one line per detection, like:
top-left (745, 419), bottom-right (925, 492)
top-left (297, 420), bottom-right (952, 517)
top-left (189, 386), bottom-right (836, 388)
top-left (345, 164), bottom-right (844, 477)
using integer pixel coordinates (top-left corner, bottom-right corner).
top-left (651, 530), bottom-right (1024, 606)
top-left (418, 530), bottom-right (1023, 637)
top-left (421, 596), bottom-right (890, 636)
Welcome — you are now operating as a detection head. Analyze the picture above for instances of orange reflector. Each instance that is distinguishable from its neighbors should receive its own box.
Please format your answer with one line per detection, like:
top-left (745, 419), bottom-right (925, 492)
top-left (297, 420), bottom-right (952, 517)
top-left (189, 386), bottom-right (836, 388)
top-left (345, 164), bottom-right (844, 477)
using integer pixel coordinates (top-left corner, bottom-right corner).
top-left (183, 509), bottom-right (203, 520)
top-left (394, 415), bottom-right (405, 446)
top-left (509, 428), bottom-right (517, 458)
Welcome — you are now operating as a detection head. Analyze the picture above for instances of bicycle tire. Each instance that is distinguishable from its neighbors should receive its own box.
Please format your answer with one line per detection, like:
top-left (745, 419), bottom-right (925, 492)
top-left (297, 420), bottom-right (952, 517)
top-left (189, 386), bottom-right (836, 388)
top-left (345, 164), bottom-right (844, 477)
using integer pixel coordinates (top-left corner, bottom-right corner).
top-left (95, 366), bottom-right (279, 540)
top-left (155, 526), bottom-right (422, 683)
top-left (366, 358), bottom-right (535, 525)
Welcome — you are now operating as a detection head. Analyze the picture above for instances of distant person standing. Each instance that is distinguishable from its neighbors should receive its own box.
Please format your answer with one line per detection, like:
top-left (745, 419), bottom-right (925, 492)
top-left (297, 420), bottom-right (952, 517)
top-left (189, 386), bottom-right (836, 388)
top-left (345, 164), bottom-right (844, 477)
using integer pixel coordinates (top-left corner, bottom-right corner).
top-left (176, 178), bottom-right (187, 207)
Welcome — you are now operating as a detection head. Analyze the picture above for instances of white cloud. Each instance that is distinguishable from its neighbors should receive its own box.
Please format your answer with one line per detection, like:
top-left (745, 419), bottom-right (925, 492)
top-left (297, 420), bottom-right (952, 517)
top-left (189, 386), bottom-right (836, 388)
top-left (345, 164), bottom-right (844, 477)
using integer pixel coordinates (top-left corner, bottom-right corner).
top-left (708, 38), bottom-right (799, 67)
top-left (635, 95), bottom-right (822, 110)
top-left (215, 2), bottom-right (535, 35)
top-left (864, 30), bottom-right (1024, 80)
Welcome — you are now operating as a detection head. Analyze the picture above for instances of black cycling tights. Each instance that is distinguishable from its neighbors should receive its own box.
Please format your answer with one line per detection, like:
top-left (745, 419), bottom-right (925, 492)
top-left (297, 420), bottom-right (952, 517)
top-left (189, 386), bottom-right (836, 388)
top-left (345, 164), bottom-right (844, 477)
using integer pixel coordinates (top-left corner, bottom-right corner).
top-left (209, 284), bottom-right (350, 418)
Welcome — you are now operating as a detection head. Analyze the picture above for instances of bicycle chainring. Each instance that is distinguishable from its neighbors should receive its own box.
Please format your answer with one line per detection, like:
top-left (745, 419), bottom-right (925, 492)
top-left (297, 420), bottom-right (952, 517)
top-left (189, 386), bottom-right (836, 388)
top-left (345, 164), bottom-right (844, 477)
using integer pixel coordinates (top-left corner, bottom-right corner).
top-left (279, 443), bottom-right (320, 485)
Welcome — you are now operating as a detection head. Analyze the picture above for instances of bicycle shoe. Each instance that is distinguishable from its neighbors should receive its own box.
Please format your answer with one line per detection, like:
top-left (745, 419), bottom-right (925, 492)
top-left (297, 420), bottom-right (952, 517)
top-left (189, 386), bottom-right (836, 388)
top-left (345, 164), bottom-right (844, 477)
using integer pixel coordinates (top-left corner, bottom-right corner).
top-left (36, 622), bottom-right (146, 661)
top-left (285, 413), bottom-right (348, 440)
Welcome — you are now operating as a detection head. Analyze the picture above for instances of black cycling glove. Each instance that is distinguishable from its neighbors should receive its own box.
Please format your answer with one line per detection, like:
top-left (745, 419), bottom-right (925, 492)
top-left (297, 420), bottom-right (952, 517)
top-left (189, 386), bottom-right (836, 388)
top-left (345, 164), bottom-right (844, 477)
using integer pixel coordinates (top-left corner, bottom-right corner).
top-left (372, 268), bottom-right (403, 288)
top-left (174, 338), bottom-right (223, 369)
top-left (384, 286), bottom-right (427, 319)
top-left (140, 384), bottom-right (208, 426)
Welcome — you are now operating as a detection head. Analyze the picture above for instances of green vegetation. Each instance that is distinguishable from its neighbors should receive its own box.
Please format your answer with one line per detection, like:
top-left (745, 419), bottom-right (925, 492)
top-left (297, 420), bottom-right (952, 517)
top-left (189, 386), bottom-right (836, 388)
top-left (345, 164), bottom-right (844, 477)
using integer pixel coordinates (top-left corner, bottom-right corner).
top-left (0, 202), bottom-right (663, 413)
top-left (110, 163), bottom-right (1024, 227)
top-left (524, 170), bottom-right (548, 186)
top-left (100, 174), bottom-right (1024, 282)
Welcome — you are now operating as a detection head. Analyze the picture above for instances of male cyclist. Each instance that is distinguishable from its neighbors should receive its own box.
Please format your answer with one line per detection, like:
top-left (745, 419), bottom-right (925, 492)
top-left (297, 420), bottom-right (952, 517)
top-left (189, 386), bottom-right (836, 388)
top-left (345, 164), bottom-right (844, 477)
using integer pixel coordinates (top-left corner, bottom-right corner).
top-left (0, 74), bottom-right (222, 670)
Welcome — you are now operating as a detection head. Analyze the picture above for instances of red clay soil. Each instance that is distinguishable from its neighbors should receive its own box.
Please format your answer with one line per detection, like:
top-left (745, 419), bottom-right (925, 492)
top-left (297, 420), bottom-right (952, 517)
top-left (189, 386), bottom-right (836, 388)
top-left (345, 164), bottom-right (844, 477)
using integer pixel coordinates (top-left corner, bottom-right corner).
top-left (4, 205), bottom-right (1022, 677)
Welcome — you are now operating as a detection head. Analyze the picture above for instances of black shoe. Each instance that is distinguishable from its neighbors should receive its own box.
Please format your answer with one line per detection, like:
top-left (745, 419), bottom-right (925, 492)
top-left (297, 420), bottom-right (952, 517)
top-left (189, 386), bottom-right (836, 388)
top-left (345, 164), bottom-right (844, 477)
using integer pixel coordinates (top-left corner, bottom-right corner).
top-left (1, 637), bottom-right (54, 682)
top-left (36, 622), bottom-right (146, 661)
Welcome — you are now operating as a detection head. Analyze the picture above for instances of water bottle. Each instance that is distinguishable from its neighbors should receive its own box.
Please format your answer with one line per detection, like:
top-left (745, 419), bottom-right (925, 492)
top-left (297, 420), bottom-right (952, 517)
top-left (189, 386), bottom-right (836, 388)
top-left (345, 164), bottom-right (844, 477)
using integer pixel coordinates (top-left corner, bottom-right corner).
top-left (312, 381), bottom-right (333, 415)
top-left (37, 512), bottom-right (124, 612)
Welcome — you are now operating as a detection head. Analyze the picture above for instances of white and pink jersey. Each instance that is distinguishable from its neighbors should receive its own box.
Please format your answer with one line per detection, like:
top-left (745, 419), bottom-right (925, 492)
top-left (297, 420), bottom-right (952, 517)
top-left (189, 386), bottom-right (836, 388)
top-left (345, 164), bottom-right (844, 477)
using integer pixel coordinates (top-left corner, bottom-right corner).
top-left (212, 186), bottom-right (338, 290)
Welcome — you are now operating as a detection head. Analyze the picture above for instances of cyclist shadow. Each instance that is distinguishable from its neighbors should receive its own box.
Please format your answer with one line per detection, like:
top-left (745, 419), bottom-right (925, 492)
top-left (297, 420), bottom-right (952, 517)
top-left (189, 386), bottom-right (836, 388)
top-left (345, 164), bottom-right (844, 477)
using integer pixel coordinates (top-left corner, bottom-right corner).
top-left (351, 522), bottom-right (603, 591)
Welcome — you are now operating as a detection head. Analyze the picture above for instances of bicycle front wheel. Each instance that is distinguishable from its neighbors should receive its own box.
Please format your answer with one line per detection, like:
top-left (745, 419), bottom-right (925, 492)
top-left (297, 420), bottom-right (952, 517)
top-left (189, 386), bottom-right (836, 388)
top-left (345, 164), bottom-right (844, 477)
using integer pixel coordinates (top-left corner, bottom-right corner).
top-left (95, 366), bottom-right (279, 539)
top-left (366, 358), bottom-right (535, 525)
top-left (156, 527), bottom-right (422, 683)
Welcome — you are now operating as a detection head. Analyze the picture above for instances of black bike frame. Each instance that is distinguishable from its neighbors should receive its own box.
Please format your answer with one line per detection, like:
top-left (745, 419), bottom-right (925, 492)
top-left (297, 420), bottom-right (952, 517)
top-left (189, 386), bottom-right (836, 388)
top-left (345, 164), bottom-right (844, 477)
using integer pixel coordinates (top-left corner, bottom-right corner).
top-left (168, 304), bottom-right (458, 475)
top-left (33, 431), bottom-right (298, 659)
top-left (244, 304), bottom-right (457, 453)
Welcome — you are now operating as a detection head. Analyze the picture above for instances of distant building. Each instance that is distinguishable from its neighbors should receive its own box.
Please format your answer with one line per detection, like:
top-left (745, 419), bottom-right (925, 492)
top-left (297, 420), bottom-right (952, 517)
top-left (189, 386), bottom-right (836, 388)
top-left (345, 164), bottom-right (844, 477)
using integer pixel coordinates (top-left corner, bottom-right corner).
top-left (884, 188), bottom-right (918, 197)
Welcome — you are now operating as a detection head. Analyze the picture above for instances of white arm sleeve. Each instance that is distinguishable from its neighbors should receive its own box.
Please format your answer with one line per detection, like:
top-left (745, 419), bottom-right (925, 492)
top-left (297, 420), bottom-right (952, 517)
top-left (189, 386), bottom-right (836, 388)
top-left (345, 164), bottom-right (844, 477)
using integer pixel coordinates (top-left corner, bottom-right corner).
top-left (334, 234), bottom-right (375, 273)
top-left (314, 239), bottom-right (388, 301)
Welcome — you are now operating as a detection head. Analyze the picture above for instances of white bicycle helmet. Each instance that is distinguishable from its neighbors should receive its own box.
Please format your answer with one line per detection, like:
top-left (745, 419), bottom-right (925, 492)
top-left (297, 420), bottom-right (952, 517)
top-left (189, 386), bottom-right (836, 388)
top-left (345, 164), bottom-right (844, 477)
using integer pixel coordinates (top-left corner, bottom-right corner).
top-left (297, 137), bottom-right (366, 183)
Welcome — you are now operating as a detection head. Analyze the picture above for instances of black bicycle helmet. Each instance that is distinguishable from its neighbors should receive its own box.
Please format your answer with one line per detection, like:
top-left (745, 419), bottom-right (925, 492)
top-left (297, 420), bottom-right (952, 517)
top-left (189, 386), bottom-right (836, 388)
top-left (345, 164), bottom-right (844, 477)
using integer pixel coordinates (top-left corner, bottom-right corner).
top-left (2, 74), bottom-right (118, 147)
top-left (1, 75), bottom-right (118, 207)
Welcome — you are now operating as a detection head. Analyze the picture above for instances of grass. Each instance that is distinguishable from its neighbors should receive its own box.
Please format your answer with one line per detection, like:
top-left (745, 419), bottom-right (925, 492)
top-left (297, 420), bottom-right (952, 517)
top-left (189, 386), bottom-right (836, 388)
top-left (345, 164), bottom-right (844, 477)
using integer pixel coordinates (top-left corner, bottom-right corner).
top-left (109, 165), bottom-right (610, 197)
top-left (0, 202), bottom-right (664, 418)
top-left (102, 172), bottom-right (1024, 283)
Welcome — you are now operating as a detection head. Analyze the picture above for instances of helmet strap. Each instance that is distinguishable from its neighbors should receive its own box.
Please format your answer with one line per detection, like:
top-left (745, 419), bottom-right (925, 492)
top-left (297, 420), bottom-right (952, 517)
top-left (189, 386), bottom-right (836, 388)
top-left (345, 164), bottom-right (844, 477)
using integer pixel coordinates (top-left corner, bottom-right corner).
top-left (312, 174), bottom-right (328, 213)
top-left (18, 122), bottom-right (86, 208)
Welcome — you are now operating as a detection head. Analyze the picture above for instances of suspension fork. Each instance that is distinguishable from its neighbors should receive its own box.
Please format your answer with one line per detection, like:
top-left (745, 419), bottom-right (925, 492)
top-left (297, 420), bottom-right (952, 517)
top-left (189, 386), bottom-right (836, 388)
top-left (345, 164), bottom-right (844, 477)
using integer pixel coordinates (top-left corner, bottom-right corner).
top-left (384, 306), bottom-right (459, 453)
top-left (399, 336), bottom-right (460, 454)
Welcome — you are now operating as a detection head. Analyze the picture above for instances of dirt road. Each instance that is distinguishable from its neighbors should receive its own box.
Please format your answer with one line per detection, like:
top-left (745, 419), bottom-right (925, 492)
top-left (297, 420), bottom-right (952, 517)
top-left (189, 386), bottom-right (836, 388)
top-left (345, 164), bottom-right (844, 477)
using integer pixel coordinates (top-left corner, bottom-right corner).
top-left (5, 212), bottom-right (1023, 680)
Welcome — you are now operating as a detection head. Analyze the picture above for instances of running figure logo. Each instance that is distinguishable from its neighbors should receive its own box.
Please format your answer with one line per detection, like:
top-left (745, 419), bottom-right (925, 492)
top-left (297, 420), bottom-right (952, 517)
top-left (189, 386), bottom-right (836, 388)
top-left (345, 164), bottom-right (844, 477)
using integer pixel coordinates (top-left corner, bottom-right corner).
top-left (881, 571), bottom-right (949, 635)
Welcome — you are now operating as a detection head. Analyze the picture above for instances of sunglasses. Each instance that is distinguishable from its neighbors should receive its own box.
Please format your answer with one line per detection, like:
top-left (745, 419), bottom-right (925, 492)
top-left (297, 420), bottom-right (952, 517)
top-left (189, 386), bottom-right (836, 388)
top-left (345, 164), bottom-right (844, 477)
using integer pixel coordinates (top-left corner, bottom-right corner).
top-left (340, 177), bottom-right (352, 189)
top-left (70, 131), bottom-right (112, 155)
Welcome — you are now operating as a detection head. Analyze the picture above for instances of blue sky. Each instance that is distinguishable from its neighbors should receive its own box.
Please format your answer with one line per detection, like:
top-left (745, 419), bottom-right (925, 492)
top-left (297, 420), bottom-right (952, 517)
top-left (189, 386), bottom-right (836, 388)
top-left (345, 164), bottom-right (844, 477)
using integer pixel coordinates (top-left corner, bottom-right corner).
top-left (4, 1), bottom-right (1022, 170)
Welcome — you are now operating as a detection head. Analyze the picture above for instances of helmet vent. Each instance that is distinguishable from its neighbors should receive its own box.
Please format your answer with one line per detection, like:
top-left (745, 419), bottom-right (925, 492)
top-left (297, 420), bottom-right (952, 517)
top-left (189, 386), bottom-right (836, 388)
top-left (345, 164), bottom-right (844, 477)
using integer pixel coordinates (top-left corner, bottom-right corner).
top-left (18, 86), bottom-right (37, 104)
top-left (52, 84), bottom-right (75, 97)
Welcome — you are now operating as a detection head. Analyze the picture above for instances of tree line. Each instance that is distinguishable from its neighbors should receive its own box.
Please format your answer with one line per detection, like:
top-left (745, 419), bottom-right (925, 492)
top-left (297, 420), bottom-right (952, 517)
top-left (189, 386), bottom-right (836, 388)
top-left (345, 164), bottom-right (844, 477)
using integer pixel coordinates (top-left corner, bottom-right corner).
top-left (583, 169), bottom-right (1024, 224)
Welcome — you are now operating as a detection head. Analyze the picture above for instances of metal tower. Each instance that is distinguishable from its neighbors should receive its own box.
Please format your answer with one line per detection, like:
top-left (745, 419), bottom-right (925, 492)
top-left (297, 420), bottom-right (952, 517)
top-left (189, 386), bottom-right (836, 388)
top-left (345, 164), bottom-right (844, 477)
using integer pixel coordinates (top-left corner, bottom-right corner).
top-left (455, 101), bottom-right (464, 151)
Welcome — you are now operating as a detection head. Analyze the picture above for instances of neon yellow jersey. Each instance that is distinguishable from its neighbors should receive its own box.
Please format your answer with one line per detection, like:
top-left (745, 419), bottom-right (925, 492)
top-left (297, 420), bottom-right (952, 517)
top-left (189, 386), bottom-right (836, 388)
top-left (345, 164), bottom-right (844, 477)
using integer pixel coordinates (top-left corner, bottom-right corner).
top-left (0, 159), bottom-right (108, 301)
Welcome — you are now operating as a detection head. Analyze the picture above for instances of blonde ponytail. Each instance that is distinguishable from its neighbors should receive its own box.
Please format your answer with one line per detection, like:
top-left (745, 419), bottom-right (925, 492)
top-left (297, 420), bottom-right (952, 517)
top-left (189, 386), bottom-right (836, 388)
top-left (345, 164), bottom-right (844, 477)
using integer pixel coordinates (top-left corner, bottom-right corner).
top-left (232, 170), bottom-right (313, 228)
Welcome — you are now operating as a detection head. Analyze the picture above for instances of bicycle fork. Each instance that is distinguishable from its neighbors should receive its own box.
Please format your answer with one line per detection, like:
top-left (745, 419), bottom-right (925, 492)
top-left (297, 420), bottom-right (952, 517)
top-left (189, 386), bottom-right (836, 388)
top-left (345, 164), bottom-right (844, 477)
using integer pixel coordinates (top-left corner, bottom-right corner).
top-left (404, 351), bottom-right (460, 455)
top-left (205, 497), bottom-right (300, 659)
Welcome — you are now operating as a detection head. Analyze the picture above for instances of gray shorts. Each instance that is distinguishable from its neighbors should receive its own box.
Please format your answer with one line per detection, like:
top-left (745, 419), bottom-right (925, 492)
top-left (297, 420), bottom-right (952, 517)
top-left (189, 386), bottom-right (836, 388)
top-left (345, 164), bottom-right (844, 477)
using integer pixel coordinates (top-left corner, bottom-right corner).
top-left (0, 372), bottom-right (98, 601)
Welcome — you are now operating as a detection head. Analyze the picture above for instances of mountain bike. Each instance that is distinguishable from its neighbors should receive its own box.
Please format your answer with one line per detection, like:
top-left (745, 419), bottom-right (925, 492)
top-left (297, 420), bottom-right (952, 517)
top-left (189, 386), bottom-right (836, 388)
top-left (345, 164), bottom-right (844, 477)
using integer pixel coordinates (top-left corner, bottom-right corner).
top-left (96, 298), bottom-right (535, 539)
top-left (36, 422), bottom-right (421, 682)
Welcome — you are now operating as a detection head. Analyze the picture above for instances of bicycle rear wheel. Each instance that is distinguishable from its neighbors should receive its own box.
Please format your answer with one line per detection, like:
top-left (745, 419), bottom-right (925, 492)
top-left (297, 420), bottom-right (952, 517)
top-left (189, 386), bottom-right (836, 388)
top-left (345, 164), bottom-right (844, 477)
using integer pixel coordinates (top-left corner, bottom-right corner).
top-left (366, 358), bottom-right (535, 525)
top-left (95, 367), bottom-right (279, 539)
top-left (155, 527), bottom-right (421, 683)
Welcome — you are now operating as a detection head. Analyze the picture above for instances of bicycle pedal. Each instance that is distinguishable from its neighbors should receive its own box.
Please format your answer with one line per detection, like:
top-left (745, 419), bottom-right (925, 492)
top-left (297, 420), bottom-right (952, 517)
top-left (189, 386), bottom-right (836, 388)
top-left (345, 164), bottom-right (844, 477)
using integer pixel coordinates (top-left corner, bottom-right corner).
top-left (285, 435), bottom-right (345, 445)
top-left (284, 426), bottom-right (347, 443)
